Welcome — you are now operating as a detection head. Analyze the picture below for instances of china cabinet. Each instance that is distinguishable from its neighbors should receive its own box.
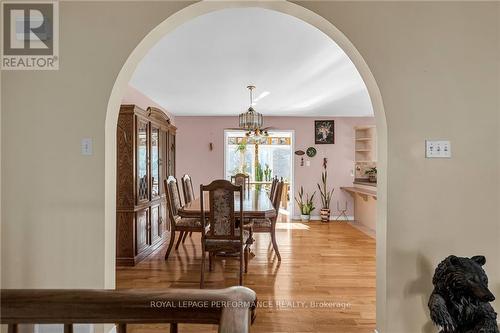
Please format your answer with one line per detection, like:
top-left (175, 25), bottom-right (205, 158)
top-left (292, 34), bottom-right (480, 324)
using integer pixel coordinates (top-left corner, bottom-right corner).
top-left (116, 104), bottom-right (176, 266)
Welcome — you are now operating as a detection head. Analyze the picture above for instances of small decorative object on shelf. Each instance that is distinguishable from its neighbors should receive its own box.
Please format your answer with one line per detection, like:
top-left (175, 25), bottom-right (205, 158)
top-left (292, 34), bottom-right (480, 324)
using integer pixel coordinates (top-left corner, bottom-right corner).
top-left (317, 164), bottom-right (334, 223)
top-left (365, 167), bottom-right (377, 183)
top-left (295, 186), bottom-right (315, 222)
top-left (294, 150), bottom-right (305, 156)
top-left (428, 255), bottom-right (498, 333)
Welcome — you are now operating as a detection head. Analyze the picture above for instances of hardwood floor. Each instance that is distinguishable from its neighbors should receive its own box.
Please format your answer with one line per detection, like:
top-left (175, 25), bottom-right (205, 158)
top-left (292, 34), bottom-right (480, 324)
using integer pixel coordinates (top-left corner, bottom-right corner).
top-left (116, 221), bottom-right (376, 333)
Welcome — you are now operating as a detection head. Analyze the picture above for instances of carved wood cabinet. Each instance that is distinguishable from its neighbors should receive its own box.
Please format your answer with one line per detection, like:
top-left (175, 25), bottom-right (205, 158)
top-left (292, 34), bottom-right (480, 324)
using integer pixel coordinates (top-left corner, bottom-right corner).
top-left (116, 104), bottom-right (176, 266)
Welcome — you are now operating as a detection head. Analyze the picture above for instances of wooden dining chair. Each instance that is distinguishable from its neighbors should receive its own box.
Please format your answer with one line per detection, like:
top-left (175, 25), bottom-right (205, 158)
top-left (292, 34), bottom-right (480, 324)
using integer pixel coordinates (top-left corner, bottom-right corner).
top-left (200, 180), bottom-right (251, 288)
top-left (269, 176), bottom-right (278, 200)
top-left (251, 180), bottom-right (284, 261)
top-left (181, 174), bottom-right (195, 204)
top-left (163, 176), bottom-right (203, 260)
top-left (181, 174), bottom-right (195, 242)
top-left (231, 173), bottom-right (250, 192)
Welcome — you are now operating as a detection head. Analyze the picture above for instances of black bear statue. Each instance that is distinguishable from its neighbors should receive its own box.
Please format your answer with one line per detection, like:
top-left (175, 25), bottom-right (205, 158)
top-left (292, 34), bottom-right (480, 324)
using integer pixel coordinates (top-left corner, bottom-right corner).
top-left (428, 255), bottom-right (499, 333)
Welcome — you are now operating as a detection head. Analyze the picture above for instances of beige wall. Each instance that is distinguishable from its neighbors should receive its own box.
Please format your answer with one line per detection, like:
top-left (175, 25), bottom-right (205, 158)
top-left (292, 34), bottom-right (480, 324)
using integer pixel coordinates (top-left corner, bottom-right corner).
top-left (302, 2), bottom-right (500, 332)
top-left (1, 2), bottom-right (499, 333)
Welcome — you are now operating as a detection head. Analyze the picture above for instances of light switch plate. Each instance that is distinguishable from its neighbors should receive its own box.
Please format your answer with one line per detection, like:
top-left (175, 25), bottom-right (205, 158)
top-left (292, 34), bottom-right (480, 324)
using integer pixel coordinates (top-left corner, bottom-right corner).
top-left (425, 140), bottom-right (451, 158)
top-left (81, 138), bottom-right (93, 156)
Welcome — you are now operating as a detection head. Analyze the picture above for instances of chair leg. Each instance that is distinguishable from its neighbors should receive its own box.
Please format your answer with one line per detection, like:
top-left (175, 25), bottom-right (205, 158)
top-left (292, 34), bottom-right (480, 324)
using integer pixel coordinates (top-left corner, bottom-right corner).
top-left (208, 252), bottom-right (213, 272)
top-left (189, 232), bottom-right (193, 237)
top-left (200, 249), bottom-right (206, 289)
top-left (271, 228), bottom-right (281, 261)
top-left (244, 245), bottom-right (249, 273)
top-left (175, 231), bottom-right (184, 250)
top-left (181, 231), bottom-right (188, 244)
top-left (165, 229), bottom-right (176, 260)
top-left (239, 248), bottom-right (244, 285)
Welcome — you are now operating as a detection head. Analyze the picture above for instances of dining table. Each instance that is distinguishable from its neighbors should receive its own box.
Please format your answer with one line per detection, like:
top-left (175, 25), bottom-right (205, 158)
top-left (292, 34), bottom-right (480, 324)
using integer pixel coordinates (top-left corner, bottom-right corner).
top-left (178, 189), bottom-right (276, 220)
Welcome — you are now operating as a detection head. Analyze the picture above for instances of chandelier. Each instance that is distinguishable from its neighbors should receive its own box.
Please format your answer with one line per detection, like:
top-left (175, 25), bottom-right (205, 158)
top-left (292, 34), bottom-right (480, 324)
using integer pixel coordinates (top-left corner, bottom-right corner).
top-left (239, 85), bottom-right (268, 137)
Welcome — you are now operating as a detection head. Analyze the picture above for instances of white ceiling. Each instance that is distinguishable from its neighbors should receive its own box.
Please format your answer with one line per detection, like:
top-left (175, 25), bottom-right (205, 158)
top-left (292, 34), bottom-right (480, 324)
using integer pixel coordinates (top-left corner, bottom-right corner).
top-left (130, 8), bottom-right (373, 117)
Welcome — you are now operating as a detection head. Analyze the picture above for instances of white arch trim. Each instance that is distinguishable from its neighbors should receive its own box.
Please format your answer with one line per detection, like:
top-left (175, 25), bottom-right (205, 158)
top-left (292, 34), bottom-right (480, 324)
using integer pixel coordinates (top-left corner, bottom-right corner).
top-left (104, 0), bottom-right (388, 329)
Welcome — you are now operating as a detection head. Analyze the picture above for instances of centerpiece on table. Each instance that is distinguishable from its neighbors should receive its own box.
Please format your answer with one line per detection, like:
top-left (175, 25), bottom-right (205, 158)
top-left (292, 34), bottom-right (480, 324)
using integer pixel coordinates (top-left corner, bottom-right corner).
top-left (295, 186), bottom-right (315, 222)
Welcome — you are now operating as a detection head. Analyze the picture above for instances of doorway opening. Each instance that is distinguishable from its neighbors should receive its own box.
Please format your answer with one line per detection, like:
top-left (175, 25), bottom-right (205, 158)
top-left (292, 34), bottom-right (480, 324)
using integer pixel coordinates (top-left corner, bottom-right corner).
top-left (224, 130), bottom-right (294, 219)
top-left (105, 1), bottom-right (387, 331)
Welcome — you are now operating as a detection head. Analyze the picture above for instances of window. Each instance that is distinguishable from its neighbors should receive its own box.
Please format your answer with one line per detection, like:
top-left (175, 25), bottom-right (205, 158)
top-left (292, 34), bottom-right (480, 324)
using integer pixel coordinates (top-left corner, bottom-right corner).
top-left (224, 130), bottom-right (293, 185)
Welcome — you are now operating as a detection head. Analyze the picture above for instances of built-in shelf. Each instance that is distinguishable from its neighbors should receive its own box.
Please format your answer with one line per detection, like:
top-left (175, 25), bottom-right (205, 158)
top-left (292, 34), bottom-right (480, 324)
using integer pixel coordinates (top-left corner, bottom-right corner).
top-left (354, 125), bottom-right (377, 179)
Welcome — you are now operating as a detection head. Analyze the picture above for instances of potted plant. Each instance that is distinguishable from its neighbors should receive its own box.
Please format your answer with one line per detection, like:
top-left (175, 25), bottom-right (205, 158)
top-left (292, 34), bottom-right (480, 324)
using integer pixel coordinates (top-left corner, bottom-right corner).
top-left (317, 168), bottom-right (334, 223)
top-left (235, 141), bottom-right (247, 173)
top-left (263, 164), bottom-right (272, 181)
top-left (295, 186), bottom-right (315, 222)
top-left (255, 162), bottom-right (264, 191)
top-left (365, 167), bottom-right (377, 183)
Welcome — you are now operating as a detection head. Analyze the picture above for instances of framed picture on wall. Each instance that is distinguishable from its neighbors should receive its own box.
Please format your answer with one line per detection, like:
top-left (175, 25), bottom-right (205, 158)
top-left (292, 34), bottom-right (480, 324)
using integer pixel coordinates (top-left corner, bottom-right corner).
top-left (315, 120), bottom-right (335, 144)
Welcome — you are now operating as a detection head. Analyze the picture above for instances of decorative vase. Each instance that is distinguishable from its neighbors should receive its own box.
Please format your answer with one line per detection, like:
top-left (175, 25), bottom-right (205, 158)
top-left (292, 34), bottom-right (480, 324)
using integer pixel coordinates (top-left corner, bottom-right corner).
top-left (300, 214), bottom-right (310, 222)
top-left (320, 208), bottom-right (330, 223)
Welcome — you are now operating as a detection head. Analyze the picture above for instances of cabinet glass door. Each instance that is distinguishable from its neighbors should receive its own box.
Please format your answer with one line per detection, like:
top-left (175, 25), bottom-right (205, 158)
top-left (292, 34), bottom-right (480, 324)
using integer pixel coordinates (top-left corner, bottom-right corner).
top-left (151, 126), bottom-right (160, 199)
top-left (136, 118), bottom-right (149, 203)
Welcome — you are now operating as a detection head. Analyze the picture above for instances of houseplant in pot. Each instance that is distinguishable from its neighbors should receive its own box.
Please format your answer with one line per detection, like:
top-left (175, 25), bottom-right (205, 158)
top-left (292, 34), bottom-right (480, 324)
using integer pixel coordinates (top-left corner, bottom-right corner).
top-left (295, 186), bottom-right (315, 222)
top-left (365, 167), bottom-right (377, 183)
top-left (317, 168), bottom-right (334, 223)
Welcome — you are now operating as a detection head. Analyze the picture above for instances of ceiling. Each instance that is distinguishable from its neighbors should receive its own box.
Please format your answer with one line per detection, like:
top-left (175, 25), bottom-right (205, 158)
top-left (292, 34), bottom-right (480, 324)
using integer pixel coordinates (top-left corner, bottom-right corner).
top-left (130, 8), bottom-right (373, 117)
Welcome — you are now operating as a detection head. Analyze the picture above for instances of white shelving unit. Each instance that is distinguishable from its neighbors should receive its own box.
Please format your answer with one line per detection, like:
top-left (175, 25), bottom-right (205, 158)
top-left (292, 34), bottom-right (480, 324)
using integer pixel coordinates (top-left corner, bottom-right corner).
top-left (354, 126), bottom-right (377, 179)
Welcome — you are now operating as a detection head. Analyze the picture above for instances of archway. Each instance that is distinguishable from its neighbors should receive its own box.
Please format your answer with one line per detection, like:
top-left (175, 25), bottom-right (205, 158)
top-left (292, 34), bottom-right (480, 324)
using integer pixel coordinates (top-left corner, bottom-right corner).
top-left (105, 0), bottom-right (387, 329)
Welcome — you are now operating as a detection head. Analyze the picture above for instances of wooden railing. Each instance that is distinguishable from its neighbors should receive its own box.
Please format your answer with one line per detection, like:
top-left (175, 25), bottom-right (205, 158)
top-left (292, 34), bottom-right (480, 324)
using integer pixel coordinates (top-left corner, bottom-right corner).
top-left (1, 286), bottom-right (257, 333)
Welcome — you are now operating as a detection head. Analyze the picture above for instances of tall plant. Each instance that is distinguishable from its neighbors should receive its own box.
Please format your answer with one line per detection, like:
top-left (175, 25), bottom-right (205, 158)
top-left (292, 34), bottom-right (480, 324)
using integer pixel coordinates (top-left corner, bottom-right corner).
top-left (263, 164), bottom-right (272, 181)
top-left (255, 162), bottom-right (264, 191)
top-left (295, 186), bottom-right (316, 215)
top-left (317, 169), bottom-right (334, 209)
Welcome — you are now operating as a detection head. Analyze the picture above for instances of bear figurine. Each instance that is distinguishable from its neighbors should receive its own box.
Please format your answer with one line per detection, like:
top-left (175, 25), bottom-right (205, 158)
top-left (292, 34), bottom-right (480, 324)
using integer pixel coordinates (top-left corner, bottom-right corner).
top-left (428, 255), bottom-right (499, 333)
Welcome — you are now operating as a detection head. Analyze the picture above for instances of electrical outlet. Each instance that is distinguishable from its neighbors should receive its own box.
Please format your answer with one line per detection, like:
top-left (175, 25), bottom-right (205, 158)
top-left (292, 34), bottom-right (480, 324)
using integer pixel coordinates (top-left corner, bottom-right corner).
top-left (426, 140), bottom-right (451, 158)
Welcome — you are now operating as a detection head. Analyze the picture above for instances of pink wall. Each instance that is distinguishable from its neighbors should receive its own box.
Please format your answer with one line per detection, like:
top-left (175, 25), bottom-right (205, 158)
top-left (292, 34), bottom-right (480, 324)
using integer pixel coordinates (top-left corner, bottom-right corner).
top-left (175, 116), bottom-right (375, 218)
top-left (122, 85), bottom-right (175, 124)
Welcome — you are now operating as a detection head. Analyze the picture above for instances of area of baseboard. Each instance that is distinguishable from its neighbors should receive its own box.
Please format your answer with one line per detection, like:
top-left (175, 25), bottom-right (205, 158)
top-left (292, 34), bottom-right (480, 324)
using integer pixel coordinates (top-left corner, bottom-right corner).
top-left (292, 215), bottom-right (354, 221)
top-left (349, 220), bottom-right (376, 238)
